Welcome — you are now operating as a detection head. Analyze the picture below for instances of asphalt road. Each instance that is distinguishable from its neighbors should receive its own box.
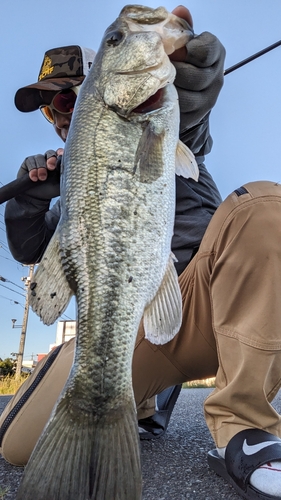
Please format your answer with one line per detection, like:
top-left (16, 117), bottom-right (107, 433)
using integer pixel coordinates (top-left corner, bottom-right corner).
top-left (1, 388), bottom-right (281, 499)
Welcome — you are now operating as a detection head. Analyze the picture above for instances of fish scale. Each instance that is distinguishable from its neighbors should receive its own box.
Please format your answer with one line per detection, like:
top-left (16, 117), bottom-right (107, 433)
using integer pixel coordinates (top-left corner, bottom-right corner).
top-left (16, 5), bottom-right (197, 500)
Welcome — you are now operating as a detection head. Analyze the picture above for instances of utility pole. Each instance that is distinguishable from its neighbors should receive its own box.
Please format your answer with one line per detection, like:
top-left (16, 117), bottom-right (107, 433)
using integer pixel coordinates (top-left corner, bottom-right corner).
top-left (14, 265), bottom-right (34, 379)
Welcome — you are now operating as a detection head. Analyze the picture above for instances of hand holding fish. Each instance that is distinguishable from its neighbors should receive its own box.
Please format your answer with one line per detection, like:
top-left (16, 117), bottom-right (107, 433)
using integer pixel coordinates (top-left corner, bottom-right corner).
top-left (172, 7), bottom-right (226, 130)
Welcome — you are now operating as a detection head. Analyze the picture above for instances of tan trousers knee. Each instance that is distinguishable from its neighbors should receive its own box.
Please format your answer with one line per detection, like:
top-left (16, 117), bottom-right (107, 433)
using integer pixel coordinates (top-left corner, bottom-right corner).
top-left (134, 181), bottom-right (281, 447)
top-left (0, 340), bottom-right (75, 465)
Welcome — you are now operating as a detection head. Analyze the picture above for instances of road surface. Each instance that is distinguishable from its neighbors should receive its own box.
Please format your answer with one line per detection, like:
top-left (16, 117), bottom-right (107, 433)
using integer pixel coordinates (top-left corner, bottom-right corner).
top-left (1, 388), bottom-right (280, 499)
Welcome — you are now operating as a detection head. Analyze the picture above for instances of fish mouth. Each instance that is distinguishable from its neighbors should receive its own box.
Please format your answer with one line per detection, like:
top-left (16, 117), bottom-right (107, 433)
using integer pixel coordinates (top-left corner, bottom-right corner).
top-left (131, 88), bottom-right (164, 114)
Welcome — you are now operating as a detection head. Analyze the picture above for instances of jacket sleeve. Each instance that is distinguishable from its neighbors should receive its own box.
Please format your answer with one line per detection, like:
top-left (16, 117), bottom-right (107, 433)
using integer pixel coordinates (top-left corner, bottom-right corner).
top-left (172, 162), bottom-right (222, 276)
top-left (4, 196), bottom-right (61, 264)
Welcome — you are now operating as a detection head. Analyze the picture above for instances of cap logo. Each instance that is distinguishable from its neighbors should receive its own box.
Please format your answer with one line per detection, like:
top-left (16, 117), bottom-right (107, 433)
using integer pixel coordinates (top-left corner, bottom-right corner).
top-left (39, 55), bottom-right (54, 81)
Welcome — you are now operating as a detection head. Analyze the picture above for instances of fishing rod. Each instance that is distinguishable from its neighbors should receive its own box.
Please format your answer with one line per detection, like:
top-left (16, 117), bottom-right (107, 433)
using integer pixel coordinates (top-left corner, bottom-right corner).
top-left (0, 39), bottom-right (280, 205)
top-left (224, 39), bottom-right (281, 75)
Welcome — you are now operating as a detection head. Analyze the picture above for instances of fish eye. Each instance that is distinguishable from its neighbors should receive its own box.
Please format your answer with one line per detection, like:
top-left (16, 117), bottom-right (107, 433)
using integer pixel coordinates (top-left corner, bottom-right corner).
top-left (106, 30), bottom-right (124, 47)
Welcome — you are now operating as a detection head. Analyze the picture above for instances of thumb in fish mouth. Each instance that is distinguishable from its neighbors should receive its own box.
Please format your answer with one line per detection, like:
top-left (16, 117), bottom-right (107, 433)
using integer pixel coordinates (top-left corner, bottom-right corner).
top-left (172, 6), bottom-right (193, 30)
top-left (169, 6), bottom-right (194, 62)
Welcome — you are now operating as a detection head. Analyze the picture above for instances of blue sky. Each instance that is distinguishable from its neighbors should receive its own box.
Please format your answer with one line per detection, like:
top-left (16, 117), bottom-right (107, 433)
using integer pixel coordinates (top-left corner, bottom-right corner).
top-left (0, 0), bottom-right (281, 360)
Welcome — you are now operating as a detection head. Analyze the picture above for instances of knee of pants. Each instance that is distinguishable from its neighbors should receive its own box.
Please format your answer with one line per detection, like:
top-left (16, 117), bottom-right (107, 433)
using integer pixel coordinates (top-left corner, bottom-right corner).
top-left (0, 339), bottom-right (75, 466)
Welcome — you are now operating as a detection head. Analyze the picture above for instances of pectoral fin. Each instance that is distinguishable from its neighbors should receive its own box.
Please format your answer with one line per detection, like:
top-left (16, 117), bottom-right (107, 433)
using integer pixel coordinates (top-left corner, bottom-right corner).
top-left (143, 253), bottom-right (182, 345)
top-left (175, 140), bottom-right (199, 181)
top-left (29, 231), bottom-right (73, 325)
top-left (135, 122), bottom-right (164, 183)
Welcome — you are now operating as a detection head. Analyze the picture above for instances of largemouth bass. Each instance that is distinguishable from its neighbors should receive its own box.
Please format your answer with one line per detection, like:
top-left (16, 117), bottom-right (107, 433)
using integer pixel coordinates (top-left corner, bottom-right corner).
top-left (17, 5), bottom-right (198, 500)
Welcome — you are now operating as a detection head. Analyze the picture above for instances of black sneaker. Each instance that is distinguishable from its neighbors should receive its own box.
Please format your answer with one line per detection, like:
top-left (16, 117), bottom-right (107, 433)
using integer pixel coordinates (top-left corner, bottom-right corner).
top-left (138, 385), bottom-right (182, 440)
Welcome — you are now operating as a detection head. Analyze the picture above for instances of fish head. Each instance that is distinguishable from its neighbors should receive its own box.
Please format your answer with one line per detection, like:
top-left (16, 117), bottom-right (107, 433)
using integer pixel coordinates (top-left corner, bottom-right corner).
top-left (92, 5), bottom-right (193, 117)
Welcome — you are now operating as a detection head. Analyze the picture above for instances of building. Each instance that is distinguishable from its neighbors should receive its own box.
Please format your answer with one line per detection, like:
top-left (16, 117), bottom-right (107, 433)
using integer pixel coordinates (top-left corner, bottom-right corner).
top-left (37, 320), bottom-right (76, 362)
top-left (49, 320), bottom-right (76, 350)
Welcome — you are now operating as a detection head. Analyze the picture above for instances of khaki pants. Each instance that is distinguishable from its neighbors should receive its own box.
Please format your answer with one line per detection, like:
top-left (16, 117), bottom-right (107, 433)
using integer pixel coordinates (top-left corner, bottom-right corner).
top-left (2, 180), bottom-right (281, 465)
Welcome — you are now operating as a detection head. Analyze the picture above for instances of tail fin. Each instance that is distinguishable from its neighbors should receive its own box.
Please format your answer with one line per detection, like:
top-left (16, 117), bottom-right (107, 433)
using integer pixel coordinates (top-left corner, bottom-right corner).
top-left (16, 397), bottom-right (142, 500)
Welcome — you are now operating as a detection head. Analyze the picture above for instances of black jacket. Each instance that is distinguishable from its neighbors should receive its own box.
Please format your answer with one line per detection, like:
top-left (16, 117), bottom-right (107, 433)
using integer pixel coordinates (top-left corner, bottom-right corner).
top-left (5, 113), bottom-right (221, 274)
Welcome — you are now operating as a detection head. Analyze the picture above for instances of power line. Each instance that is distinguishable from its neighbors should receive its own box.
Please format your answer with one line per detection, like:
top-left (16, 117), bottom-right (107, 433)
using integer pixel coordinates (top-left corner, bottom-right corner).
top-left (61, 313), bottom-right (75, 321)
top-left (0, 283), bottom-right (25, 298)
top-left (0, 294), bottom-right (24, 307)
top-left (0, 254), bottom-right (21, 263)
top-left (0, 244), bottom-right (11, 254)
top-left (0, 239), bottom-right (9, 248)
top-left (0, 275), bottom-right (25, 291)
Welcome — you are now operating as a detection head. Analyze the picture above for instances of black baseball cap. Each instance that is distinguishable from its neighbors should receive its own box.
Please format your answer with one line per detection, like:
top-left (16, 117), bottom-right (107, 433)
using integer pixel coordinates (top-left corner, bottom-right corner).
top-left (15, 45), bottom-right (96, 112)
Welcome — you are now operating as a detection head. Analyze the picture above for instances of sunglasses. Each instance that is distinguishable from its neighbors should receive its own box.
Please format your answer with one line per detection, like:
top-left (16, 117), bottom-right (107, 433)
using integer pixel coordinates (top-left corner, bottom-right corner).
top-left (40, 86), bottom-right (80, 124)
